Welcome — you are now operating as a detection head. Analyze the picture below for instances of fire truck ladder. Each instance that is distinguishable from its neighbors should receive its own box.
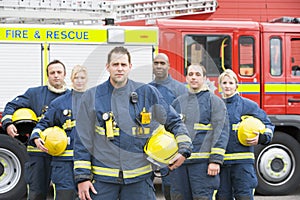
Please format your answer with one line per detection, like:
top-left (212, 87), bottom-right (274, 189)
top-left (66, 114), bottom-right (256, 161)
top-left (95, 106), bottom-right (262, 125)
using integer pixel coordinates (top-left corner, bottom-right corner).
top-left (0, 0), bottom-right (218, 24)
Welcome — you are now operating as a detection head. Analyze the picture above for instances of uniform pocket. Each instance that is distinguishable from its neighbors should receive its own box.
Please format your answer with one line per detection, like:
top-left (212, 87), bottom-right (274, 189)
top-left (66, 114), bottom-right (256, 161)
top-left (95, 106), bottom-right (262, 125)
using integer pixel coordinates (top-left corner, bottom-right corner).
top-left (24, 161), bottom-right (36, 184)
top-left (51, 161), bottom-right (65, 185)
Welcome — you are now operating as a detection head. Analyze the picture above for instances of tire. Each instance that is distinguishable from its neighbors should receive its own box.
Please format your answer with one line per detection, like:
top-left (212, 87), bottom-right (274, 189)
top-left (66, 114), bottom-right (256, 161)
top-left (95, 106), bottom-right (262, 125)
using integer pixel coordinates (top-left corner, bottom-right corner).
top-left (254, 131), bottom-right (300, 195)
top-left (0, 134), bottom-right (29, 200)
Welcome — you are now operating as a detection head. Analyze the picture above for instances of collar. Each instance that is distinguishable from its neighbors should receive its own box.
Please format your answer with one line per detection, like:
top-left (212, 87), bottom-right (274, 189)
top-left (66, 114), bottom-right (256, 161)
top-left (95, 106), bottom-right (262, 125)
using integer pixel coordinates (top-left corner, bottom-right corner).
top-left (223, 92), bottom-right (239, 103)
top-left (47, 81), bottom-right (67, 94)
top-left (154, 74), bottom-right (172, 85)
top-left (188, 84), bottom-right (210, 94)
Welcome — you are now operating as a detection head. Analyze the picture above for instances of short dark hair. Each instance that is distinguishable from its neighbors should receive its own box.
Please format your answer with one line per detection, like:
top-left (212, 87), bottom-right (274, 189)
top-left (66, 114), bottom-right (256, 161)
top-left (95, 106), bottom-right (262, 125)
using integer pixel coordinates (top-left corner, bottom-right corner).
top-left (46, 60), bottom-right (66, 76)
top-left (107, 46), bottom-right (131, 64)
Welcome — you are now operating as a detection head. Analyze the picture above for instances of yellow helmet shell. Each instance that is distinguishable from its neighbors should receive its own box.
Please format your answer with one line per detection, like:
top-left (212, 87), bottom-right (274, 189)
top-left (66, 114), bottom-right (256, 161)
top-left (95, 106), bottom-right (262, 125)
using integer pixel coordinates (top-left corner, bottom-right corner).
top-left (144, 125), bottom-right (178, 165)
top-left (12, 108), bottom-right (38, 135)
top-left (237, 116), bottom-right (266, 146)
top-left (12, 108), bottom-right (38, 123)
top-left (40, 126), bottom-right (68, 156)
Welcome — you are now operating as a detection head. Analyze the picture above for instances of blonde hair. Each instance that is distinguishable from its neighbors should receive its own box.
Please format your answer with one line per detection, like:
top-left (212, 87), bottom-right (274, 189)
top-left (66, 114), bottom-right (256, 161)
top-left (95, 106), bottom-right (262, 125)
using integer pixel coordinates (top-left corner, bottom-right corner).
top-left (218, 69), bottom-right (238, 85)
top-left (71, 65), bottom-right (88, 81)
top-left (71, 65), bottom-right (88, 91)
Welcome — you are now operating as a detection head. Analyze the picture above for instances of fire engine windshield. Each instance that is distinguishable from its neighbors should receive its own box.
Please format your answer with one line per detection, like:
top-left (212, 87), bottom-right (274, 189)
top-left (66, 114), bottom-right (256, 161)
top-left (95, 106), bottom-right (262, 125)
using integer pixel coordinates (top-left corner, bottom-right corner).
top-left (184, 35), bottom-right (232, 77)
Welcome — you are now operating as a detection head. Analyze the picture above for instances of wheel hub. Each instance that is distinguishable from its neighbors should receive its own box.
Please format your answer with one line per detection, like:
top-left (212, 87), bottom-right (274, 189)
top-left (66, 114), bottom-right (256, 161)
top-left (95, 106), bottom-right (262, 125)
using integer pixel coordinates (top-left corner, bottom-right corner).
top-left (270, 158), bottom-right (284, 173)
top-left (0, 148), bottom-right (22, 193)
top-left (258, 146), bottom-right (293, 183)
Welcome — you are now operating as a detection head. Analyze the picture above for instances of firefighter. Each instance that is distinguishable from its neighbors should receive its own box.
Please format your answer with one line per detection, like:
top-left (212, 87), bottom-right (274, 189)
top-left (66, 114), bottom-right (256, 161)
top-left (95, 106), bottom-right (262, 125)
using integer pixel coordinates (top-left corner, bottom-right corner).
top-left (216, 69), bottom-right (274, 200)
top-left (73, 46), bottom-right (192, 200)
top-left (170, 64), bottom-right (229, 200)
top-left (1, 60), bottom-right (69, 200)
top-left (149, 53), bottom-right (188, 200)
top-left (29, 65), bottom-right (88, 200)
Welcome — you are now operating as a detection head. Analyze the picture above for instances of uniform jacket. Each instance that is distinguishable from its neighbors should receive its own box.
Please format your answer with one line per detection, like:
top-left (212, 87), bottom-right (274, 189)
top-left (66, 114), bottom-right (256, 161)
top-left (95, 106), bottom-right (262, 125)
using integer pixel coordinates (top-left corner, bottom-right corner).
top-left (1, 85), bottom-right (70, 156)
top-left (172, 90), bottom-right (229, 165)
top-left (73, 79), bottom-right (192, 185)
top-left (29, 90), bottom-right (83, 161)
top-left (149, 75), bottom-right (188, 104)
top-left (222, 93), bottom-right (274, 164)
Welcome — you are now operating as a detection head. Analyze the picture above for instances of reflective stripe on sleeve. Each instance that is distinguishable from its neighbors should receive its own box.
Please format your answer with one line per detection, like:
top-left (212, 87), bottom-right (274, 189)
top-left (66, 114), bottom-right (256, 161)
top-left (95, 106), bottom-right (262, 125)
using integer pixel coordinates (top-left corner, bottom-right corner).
top-left (224, 152), bottom-right (255, 160)
top-left (175, 134), bottom-right (192, 143)
top-left (194, 123), bottom-right (212, 130)
top-left (211, 148), bottom-right (225, 156)
top-left (74, 160), bottom-right (92, 170)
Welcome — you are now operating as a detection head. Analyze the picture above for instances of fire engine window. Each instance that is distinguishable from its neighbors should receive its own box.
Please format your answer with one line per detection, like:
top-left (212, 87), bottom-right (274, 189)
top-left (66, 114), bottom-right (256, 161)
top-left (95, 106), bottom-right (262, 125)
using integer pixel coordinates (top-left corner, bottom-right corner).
top-left (291, 38), bottom-right (300, 76)
top-left (239, 36), bottom-right (254, 76)
top-left (270, 38), bottom-right (282, 76)
top-left (184, 35), bottom-right (231, 76)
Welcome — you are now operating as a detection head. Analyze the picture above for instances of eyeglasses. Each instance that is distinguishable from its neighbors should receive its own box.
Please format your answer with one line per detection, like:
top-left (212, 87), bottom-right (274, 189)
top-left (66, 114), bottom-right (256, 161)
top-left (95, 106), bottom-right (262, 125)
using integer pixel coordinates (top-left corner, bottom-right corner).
top-left (154, 61), bottom-right (166, 65)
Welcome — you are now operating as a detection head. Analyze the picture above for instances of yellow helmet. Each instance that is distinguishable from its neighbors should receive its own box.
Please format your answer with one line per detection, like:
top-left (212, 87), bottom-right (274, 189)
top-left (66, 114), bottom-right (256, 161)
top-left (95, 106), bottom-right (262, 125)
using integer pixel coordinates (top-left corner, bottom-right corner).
top-left (144, 125), bottom-right (178, 166)
top-left (40, 126), bottom-right (68, 156)
top-left (237, 116), bottom-right (266, 146)
top-left (12, 108), bottom-right (38, 135)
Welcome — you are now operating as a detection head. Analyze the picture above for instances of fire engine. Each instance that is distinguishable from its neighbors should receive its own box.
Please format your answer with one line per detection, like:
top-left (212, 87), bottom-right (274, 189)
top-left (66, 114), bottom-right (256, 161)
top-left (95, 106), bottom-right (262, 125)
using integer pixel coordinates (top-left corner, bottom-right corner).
top-left (153, 18), bottom-right (300, 196)
top-left (0, 0), bottom-right (300, 199)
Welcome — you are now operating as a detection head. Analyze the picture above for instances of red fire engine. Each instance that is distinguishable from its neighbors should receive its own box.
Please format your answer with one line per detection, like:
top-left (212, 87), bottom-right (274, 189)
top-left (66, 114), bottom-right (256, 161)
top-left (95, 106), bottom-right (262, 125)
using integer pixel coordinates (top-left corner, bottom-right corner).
top-left (152, 18), bottom-right (300, 195)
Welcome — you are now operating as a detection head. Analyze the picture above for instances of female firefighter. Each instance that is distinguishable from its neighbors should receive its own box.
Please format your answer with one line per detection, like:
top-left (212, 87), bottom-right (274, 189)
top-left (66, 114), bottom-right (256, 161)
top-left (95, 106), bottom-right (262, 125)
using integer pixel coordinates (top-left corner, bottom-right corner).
top-left (170, 64), bottom-right (229, 200)
top-left (29, 65), bottom-right (88, 200)
top-left (216, 69), bottom-right (274, 200)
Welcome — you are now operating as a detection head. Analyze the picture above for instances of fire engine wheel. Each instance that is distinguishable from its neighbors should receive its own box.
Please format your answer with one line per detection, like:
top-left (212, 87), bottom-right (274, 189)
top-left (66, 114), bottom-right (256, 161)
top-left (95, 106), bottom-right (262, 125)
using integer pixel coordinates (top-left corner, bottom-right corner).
top-left (0, 134), bottom-right (28, 200)
top-left (254, 131), bottom-right (300, 195)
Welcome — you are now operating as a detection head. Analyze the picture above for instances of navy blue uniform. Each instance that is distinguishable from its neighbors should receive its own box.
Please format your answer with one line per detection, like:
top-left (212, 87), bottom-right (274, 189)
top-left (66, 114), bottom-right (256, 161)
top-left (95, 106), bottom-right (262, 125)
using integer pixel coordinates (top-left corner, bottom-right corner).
top-left (171, 90), bottom-right (229, 200)
top-left (30, 90), bottom-right (83, 200)
top-left (150, 75), bottom-right (188, 199)
top-left (216, 93), bottom-right (274, 200)
top-left (1, 86), bottom-right (69, 200)
top-left (74, 79), bottom-right (192, 200)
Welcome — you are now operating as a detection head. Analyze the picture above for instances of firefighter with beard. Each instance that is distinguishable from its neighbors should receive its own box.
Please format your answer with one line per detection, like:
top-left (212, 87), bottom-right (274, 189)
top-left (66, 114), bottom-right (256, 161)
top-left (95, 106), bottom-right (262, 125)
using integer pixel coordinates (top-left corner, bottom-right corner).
top-left (73, 46), bottom-right (192, 200)
top-left (29, 65), bottom-right (88, 200)
top-left (1, 60), bottom-right (70, 200)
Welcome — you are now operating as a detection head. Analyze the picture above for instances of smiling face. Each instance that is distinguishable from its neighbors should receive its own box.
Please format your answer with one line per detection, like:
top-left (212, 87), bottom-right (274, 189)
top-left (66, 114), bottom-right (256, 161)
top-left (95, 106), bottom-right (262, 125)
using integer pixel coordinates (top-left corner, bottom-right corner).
top-left (220, 75), bottom-right (238, 97)
top-left (106, 52), bottom-right (132, 88)
top-left (218, 69), bottom-right (239, 98)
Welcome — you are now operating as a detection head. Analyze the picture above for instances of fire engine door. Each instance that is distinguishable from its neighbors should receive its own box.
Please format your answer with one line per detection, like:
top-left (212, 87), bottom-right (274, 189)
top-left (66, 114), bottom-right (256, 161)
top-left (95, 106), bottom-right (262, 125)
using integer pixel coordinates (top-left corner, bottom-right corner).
top-left (286, 34), bottom-right (300, 114)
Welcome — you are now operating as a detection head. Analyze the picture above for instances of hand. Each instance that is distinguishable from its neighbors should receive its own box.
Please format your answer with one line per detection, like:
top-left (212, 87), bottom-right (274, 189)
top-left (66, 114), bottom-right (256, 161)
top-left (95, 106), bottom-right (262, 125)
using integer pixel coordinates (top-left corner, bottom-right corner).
top-left (6, 124), bottom-right (19, 137)
top-left (168, 153), bottom-right (186, 171)
top-left (78, 180), bottom-right (97, 200)
top-left (34, 138), bottom-right (48, 153)
top-left (207, 163), bottom-right (220, 176)
top-left (246, 131), bottom-right (259, 146)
